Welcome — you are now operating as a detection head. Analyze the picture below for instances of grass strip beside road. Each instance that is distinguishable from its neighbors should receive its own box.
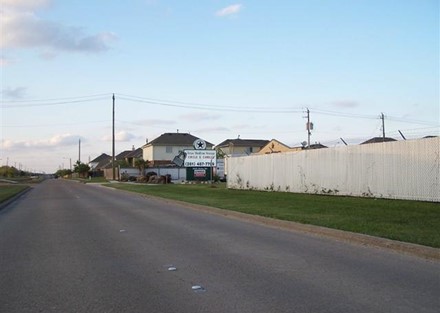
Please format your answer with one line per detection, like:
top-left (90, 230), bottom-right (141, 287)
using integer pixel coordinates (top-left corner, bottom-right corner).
top-left (77, 177), bottom-right (109, 183)
top-left (106, 183), bottom-right (440, 248)
top-left (0, 185), bottom-right (29, 203)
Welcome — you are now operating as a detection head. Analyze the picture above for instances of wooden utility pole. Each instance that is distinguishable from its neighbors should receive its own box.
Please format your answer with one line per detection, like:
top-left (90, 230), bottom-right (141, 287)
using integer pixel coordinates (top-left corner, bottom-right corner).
top-left (112, 94), bottom-right (116, 180)
top-left (381, 113), bottom-right (385, 140)
top-left (306, 108), bottom-right (311, 148)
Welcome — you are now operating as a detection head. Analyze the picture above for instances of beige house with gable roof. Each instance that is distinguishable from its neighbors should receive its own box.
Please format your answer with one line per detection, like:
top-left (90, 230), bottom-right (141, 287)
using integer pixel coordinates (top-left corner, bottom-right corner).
top-left (215, 138), bottom-right (269, 157)
top-left (258, 139), bottom-right (302, 154)
top-left (142, 132), bottom-right (214, 166)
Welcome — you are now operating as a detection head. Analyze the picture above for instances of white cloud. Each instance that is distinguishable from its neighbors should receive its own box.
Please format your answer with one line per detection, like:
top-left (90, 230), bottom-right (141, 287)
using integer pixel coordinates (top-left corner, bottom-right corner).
top-left (194, 126), bottom-right (230, 133)
top-left (134, 118), bottom-right (177, 126)
top-left (232, 123), bottom-right (251, 129)
top-left (102, 131), bottom-right (136, 142)
top-left (0, 0), bottom-right (117, 56)
top-left (48, 134), bottom-right (80, 146)
top-left (0, 56), bottom-right (15, 66)
top-left (331, 100), bottom-right (359, 108)
top-left (179, 112), bottom-right (221, 122)
top-left (2, 86), bottom-right (27, 98)
top-left (2, 133), bottom-right (82, 150)
top-left (215, 4), bottom-right (243, 17)
top-left (0, 0), bottom-right (51, 10)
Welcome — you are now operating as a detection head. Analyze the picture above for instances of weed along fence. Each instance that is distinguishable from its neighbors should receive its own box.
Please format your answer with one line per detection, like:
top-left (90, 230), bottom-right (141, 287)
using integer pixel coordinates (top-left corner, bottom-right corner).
top-left (226, 137), bottom-right (440, 202)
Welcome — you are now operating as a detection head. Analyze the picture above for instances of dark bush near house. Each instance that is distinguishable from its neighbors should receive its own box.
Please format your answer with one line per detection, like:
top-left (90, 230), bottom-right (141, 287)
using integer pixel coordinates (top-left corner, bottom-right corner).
top-left (120, 172), bottom-right (129, 182)
top-left (165, 174), bottom-right (171, 183)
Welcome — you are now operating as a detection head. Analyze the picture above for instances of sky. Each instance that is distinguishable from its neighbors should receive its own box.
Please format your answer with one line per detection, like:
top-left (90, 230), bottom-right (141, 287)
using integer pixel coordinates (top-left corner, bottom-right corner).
top-left (1, 0), bottom-right (439, 173)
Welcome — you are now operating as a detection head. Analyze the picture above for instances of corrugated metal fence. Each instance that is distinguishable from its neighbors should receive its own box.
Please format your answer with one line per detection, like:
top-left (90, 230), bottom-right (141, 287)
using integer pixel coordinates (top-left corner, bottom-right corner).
top-left (104, 167), bottom-right (186, 181)
top-left (227, 137), bottom-right (440, 202)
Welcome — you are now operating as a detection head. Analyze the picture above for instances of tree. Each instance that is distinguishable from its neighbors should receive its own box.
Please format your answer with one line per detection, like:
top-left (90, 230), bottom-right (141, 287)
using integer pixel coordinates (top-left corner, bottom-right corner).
top-left (135, 159), bottom-right (148, 176)
top-left (73, 161), bottom-right (90, 177)
top-left (216, 148), bottom-right (226, 159)
top-left (0, 166), bottom-right (18, 178)
top-left (116, 160), bottom-right (130, 168)
top-left (55, 169), bottom-right (72, 178)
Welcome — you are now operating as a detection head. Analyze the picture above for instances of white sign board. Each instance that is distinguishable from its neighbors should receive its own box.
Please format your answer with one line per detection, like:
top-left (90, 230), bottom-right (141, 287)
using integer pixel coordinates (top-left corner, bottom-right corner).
top-left (184, 150), bottom-right (216, 167)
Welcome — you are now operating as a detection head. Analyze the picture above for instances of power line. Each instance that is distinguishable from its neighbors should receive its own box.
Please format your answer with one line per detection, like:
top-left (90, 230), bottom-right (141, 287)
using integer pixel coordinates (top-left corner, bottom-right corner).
top-left (386, 115), bottom-right (439, 126)
top-left (310, 108), bottom-right (378, 120)
top-left (0, 96), bottom-right (109, 108)
top-left (2, 120), bottom-right (109, 128)
top-left (0, 93), bottom-right (111, 103)
top-left (118, 94), bottom-right (303, 113)
top-left (308, 108), bottom-right (439, 127)
top-left (1, 91), bottom-right (437, 126)
top-left (387, 126), bottom-right (439, 136)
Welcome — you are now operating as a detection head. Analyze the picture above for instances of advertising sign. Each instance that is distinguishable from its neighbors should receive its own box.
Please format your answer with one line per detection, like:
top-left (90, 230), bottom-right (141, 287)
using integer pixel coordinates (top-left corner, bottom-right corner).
top-left (194, 169), bottom-right (206, 177)
top-left (184, 150), bottom-right (216, 167)
top-left (186, 167), bottom-right (212, 181)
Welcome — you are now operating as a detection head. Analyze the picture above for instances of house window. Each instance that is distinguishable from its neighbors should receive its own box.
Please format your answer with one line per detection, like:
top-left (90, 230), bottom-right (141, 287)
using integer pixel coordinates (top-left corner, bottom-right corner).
top-left (166, 146), bottom-right (173, 153)
top-left (249, 147), bottom-right (253, 153)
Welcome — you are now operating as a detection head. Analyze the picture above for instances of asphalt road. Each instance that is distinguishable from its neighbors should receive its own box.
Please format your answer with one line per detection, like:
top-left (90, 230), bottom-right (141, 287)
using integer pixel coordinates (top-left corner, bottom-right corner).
top-left (0, 179), bottom-right (438, 313)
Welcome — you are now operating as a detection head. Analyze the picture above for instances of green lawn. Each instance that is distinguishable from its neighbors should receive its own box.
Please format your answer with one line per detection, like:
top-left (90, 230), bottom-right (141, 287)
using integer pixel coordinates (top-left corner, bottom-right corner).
top-left (0, 185), bottom-right (29, 203)
top-left (106, 183), bottom-right (440, 248)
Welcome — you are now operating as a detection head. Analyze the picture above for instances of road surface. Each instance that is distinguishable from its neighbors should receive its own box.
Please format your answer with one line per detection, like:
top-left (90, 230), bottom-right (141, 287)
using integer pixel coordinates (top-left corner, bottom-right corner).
top-left (0, 179), bottom-right (438, 312)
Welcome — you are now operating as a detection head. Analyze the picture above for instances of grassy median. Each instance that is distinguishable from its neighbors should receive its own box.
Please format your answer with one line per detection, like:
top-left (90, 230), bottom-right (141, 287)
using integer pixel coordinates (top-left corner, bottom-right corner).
top-left (106, 183), bottom-right (440, 248)
top-left (0, 185), bottom-right (29, 203)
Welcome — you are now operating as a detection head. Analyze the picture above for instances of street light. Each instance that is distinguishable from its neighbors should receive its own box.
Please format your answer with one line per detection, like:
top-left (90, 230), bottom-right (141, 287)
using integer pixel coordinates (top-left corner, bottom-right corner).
top-left (63, 157), bottom-right (72, 171)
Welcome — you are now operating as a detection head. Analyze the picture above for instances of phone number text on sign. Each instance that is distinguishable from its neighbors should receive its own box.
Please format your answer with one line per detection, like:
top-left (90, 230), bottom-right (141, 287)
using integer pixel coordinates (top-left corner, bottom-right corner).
top-left (184, 150), bottom-right (216, 167)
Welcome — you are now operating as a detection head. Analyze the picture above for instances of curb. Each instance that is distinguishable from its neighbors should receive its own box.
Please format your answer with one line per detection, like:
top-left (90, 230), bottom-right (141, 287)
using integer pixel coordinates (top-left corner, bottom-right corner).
top-left (0, 186), bottom-right (32, 212)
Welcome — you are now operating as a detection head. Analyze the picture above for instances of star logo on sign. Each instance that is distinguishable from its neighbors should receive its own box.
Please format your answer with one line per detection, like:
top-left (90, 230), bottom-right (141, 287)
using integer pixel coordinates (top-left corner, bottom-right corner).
top-left (194, 139), bottom-right (206, 150)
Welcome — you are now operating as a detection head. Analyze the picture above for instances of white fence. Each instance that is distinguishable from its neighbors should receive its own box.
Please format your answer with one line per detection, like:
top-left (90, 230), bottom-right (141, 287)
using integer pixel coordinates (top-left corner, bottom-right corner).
top-left (116, 167), bottom-right (187, 181)
top-left (227, 137), bottom-right (440, 202)
top-left (148, 167), bottom-right (186, 181)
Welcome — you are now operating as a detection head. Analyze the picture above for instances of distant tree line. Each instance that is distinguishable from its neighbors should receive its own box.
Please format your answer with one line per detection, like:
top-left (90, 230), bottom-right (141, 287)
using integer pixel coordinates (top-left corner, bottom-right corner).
top-left (55, 161), bottom-right (90, 178)
top-left (0, 166), bottom-right (29, 178)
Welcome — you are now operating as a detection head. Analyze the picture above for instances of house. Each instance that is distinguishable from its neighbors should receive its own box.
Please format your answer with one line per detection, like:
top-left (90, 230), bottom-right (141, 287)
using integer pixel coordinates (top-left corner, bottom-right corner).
top-left (304, 143), bottom-right (328, 149)
top-left (216, 138), bottom-right (269, 157)
top-left (361, 137), bottom-right (397, 145)
top-left (258, 139), bottom-right (301, 154)
top-left (142, 132), bottom-right (214, 166)
top-left (116, 150), bottom-right (133, 162)
top-left (116, 146), bottom-right (143, 167)
top-left (89, 153), bottom-right (112, 172)
top-left (125, 147), bottom-right (143, 167)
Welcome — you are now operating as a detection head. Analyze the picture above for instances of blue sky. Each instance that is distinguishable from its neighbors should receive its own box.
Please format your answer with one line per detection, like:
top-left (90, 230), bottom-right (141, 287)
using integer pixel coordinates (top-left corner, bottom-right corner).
top-left (1, 0), bottom-right (439, 173)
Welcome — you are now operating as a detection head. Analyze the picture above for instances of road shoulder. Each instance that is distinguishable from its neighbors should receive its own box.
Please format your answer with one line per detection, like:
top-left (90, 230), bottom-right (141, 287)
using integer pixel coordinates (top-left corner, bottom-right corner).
top-left (97, 184), bottom-right (440, 261)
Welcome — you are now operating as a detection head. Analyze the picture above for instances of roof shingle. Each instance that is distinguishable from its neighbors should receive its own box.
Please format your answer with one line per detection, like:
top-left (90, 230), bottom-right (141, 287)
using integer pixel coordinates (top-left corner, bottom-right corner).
top-left (216, 138), bottom-right (269, 148)
top-left (146, 133), bottom-right (213, 147)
